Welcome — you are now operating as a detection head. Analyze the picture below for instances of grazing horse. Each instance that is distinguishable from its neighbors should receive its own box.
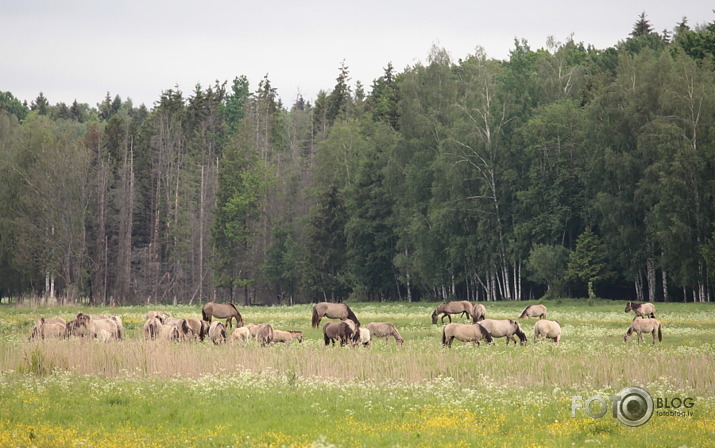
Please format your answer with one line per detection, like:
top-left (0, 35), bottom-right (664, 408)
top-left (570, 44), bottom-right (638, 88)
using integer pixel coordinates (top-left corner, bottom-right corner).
top-left (323, 321), bottom-right (356, 347)
top-left (311, 302), bottom-right (360, 328)
top-left (229, 327), bottom-right (251, 343)
top-left (470, 303), bottom-right (487, 322)
top-left (519, 304), bottom-right (547, 320)
top-left (67, 313), bottom-right (120, 340)
top-left (442, 323), bottom-right (493, 347)
top-left (431, 301), bottom-right (473, 324)
top-left (358, 328), bottom-right (371, 347)
top-left (158, 322), bottom-right (180, 341)
top-left (272, 330), bottom-right (303, 344)
top-left (255, 323), bottom-right (275, 346)
top-left (533, 319), bottom-right (561, 344)
top-left (625, 319), bottom-right (662, 344)
top-left (625, 301), bottom-right (656, 319)
top-left (202, 302), bottom-right (244, 328)
top-left (208, 321), bottom-right (227, 345)
top-left (30, 318), bottom-right (66, 340)
top-left (478, 319), bottom-right (527, 345)
top-left (143, 316), bottom-right (162, 340)
top-left (365, 322), bottom-right (404, 346)
top-left (186, 318), bottom-right (210, 342)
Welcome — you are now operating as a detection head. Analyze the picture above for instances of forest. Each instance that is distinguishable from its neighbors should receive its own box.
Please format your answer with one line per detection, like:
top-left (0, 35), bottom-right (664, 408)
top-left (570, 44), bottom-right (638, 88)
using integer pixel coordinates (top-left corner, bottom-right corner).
top-left (1, 14), bottom-right (714, 305)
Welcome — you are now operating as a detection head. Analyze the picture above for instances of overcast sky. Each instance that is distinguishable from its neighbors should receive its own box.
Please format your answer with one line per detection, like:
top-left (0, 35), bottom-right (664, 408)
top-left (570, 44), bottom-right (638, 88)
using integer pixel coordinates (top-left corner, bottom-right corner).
top-left (2, 0), bottom-right (713, 109)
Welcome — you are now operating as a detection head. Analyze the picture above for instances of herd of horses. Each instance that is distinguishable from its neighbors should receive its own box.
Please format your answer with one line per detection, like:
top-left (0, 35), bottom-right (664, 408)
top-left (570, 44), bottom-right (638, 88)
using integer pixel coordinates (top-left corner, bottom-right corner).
top-left (27, 299), bottom-right (663, 347)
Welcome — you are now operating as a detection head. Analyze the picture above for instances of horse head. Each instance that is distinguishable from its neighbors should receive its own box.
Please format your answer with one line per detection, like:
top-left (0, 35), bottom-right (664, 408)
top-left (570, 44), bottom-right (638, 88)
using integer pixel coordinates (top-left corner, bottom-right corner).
top-left (624, 302), bottom-right (633, 312)
top-left (431, 310), bottom-right (439, 324)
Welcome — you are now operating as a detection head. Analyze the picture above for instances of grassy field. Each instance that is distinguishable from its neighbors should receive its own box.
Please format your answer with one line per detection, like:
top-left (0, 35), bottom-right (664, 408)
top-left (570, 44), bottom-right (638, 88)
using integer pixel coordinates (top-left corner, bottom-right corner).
top-left (0, 299), bottom-right (713, 447)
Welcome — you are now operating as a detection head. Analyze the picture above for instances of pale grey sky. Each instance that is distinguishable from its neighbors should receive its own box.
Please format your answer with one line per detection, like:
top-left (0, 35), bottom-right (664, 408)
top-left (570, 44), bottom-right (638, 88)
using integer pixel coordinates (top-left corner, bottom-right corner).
top-left (2, 0), bottom-right (713, 108)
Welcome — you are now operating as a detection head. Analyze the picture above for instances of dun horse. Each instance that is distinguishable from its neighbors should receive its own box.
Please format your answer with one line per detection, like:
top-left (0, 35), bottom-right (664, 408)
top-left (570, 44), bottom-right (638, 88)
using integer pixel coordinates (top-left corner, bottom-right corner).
top-left (519, 304), bottom-right (547, 319)
top-left (478, 319), bottom-right (527, 345)
top-left (208, 321), bottom-right (227, 345)
top-left (311, 302), bottom-right (360, 328)
top-left (533, 319), bottom-right (561, 344)
top-left (470, 303), bottom-right (487, 322)
top-left (431, 301), bottom-right (473, 324)
top-left (442, 323), bottom-right (493, 347)
top-left (624, 318), bottom-right (662, 344)
top-left (365, 322), bottom-right (404, 346)
top-left (202, 302), bottom-right (244, 328)
top-left (625, 301), bottom-right (656, 319)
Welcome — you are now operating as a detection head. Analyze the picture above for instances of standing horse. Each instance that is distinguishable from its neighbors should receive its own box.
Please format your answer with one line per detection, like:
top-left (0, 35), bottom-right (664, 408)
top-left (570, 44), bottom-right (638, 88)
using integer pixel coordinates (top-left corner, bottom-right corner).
top-left (624, 319), bottom-right (662, 344)
top-left (311, 302), bottom-right (360, 328)
top-left (431, 301), bottom-right (473, 324)
top-left (478, 319), bottom-right (527, 345)
top-left (323, 321), bottom-right (356, 347)
top-left (470, 303), bottom-right (487, 322)
top-left (534, 319), bottom-right (561, 344)
top-left (365, 322), bottom-right (404, 346)
top-left (625, 301), bottom-right (656, 319)
top-left (519, 304), bottom-right (547, 320)
top-left (202, 302), bottom-right (244, 328)
top-left (442, 323), bottom-right (493, 347)
top-left (208, 321), bottom-right (227, 345)
top-left (272, 330), bottom-right (303, 344)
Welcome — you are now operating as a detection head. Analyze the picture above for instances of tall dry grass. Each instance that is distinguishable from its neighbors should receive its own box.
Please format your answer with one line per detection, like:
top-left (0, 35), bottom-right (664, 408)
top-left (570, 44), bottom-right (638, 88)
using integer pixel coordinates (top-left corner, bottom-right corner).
top-left (5, 336), bottom-right (713, 392)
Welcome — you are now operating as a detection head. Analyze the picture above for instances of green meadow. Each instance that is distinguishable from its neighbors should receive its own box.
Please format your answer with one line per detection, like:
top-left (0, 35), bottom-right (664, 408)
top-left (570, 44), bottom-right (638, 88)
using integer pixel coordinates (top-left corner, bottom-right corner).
top-left (0, 299), bottom-right (713, 447)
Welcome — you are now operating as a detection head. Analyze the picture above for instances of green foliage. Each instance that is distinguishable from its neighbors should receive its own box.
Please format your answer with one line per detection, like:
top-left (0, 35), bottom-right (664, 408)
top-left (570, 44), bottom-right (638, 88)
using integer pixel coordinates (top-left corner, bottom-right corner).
top-left (527, 244), bottom-right (570, 297)
top-left (567, 228), bottom-right (611, 299)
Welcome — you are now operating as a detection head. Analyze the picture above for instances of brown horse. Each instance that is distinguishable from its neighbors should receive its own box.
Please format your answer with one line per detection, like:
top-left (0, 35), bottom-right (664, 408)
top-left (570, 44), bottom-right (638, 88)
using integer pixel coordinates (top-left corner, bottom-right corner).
top-left (470, 303), bottom-right (487, 322)
top-left (533, 319), bottom-right (561, 344)
top-left (624, 319), bottom-right (662, 344)
top-left (311, 302), bottom-right (360, 328)
top-left (625, 301), bottom-right (656, 319)
top-left (431, 301), bottom-right (473, 324)
top-left (365, 322), bottom-right (404, 346)
top-left (323, 321), bottom-right (356, 347)
top-left (478, 319), bottom-right (527, 345)
top-left (202, 302), bottom-right (244, 328)
top-left (186, 318), bottom-right (210, 342)
top-left (30, 318), bottom-right (66, 340)
top-left (442, 323), bottom-right (493, 347)
top-left (519, 304), bottom-right (547, 319)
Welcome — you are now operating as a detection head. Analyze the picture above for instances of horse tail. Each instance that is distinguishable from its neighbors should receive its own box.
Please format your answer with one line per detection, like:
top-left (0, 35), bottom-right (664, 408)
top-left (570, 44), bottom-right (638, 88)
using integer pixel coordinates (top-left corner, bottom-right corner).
top-left (311, 305), bottom-right (320, 328)
top-left (478, 323), bottom-right (493, 343)
top-left (657, 322), bottom-right (662, 342)
top-left (345, 305), bottom-right (360, 327)
top-left (441, 326), bottom-right (447, 346)
top-left (202, 304), bottom-right (211, 323)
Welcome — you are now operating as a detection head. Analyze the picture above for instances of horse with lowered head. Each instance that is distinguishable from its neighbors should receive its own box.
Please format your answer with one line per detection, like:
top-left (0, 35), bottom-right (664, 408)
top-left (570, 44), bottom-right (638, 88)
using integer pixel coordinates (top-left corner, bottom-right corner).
top-left (431, 300), bottom-right (473, 324)
top-left (442, 322), bottom-right (493, 347)
top-left (478, 319), bottom-right (527, 345)
top-left (625, 318), bottom-right (662, 344)
top-left (323, 321), bottom-right (357, 347)
top-left (365, 322), bottom-right (404, 346)
top-left (311, 302), bottom-right (360, 328)
top-left (534, 319), bottom-right (561, 344)
top-left (519, 304), bottom-right (547, 320)
top-left (202, 302), bottom-right (243, 328)
top-left (625, 301), bottom-right (656, 319)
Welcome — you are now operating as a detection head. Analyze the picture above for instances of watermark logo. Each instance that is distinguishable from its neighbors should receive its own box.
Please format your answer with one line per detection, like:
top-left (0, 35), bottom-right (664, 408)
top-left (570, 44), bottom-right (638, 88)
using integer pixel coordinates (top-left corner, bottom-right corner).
top-left (572, 386), bottom-right (694, 427)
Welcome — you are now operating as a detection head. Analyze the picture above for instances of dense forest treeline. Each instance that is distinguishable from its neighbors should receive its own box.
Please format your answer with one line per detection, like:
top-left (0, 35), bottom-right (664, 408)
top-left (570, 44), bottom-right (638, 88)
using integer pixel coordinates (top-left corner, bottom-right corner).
top-left (1, 14), bottom-right (715, 304)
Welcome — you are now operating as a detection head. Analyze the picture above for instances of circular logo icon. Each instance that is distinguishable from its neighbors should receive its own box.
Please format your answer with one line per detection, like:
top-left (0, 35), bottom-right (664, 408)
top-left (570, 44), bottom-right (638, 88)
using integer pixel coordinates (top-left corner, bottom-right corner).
top-left (615, 386), bottom-right (654, 427)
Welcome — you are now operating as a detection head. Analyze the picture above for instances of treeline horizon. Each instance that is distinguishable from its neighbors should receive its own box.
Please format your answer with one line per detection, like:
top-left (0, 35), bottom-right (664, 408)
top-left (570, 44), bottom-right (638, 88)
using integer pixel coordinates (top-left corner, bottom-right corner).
top-left (1, 13), bottom-right (714, 305)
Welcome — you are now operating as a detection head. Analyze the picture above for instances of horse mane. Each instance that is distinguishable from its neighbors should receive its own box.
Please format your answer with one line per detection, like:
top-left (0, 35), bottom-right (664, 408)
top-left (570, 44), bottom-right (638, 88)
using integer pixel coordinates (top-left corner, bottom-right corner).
top-left (345, 304), bottom-right (360, 327)
top-left (477, 323), bottom-right (493, 343)
top-left (518, 305), bottom-right (532, 318)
